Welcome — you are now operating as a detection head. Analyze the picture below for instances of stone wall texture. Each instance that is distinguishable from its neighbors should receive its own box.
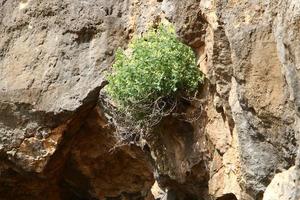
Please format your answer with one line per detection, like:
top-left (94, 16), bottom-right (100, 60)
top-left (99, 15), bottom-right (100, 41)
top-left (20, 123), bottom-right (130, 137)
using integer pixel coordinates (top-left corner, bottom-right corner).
top-left (0, 0), bottom-right (300, 200)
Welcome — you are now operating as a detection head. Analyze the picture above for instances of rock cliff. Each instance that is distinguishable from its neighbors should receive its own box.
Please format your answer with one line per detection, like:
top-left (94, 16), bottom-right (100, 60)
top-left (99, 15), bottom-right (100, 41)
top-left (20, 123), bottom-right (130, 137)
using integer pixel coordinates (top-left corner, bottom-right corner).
top-left (0, 0), bottom-right (299, 200)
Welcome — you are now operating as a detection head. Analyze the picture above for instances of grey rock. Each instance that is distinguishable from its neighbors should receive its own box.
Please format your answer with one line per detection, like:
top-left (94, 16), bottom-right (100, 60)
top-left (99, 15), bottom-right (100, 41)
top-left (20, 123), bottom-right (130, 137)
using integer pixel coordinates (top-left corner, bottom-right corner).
top-left (0, 0), bottom-right (300, 200)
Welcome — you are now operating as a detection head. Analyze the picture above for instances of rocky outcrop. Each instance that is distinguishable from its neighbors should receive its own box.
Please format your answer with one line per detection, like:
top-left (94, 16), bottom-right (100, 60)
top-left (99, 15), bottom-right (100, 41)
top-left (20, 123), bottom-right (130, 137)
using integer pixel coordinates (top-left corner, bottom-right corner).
top-left (0, 0), bottom-right (158, 199)
top-left (0, 0), bottom-right (300, 200)
top-left (263, 166), bottom-right (299, 200)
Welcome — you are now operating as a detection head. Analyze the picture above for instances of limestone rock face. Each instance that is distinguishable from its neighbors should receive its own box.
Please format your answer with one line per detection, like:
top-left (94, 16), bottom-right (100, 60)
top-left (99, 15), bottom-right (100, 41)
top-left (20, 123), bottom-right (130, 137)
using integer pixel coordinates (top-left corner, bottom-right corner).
top-left (200, 1), bottom-right (300, 199)
top-left (0, 0), bottom-right (300, 200)
top-left (263, 166), bottom-right (300, 200)
top-left (0, 0), bottom-right (158, 199)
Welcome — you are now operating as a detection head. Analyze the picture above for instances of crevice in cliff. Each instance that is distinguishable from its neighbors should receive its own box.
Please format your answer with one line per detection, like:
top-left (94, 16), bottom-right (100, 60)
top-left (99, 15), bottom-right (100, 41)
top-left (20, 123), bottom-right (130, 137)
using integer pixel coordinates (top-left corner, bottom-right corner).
top-left (216, 193), bottom-right (237, 200)
top-left (63, 27), bottom-right (98, 45)
top-left (49, 103), bottom-right (155, 199)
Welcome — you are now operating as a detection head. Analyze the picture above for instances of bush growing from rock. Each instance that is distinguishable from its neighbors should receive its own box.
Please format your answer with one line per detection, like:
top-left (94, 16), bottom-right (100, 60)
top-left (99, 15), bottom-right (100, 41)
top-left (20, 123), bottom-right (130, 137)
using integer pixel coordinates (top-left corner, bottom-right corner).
top-left (105, 22), bottom-right (203, 142)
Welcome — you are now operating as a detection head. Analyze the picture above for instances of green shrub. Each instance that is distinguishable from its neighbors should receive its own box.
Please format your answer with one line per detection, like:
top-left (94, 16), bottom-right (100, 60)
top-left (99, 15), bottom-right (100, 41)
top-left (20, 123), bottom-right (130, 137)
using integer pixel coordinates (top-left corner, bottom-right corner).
top-left (106, 23), bottom-right (203, 122)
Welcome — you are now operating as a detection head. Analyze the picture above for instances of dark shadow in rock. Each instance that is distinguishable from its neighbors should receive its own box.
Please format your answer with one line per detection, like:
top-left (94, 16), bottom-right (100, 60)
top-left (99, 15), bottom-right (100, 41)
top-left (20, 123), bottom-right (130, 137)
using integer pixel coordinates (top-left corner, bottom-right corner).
top-left (74, 27), bottom-right (97, 44)
top-left (59, 107), bottom-right (154, 200)
top-left (216, 193), bottom-right (238, 200)
top-left (59, 157), bottom-right (96, 200)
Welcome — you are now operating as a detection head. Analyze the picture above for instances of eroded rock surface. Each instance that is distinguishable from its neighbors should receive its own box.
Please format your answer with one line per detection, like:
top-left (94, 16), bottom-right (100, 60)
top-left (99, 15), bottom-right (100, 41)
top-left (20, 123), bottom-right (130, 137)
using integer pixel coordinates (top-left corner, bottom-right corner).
top-left (1, 0), bottom-right (300, 200)
top-left (0, 0), bottom-right (158, 199)
top-left (263, 166), bottom-right (299, 200)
